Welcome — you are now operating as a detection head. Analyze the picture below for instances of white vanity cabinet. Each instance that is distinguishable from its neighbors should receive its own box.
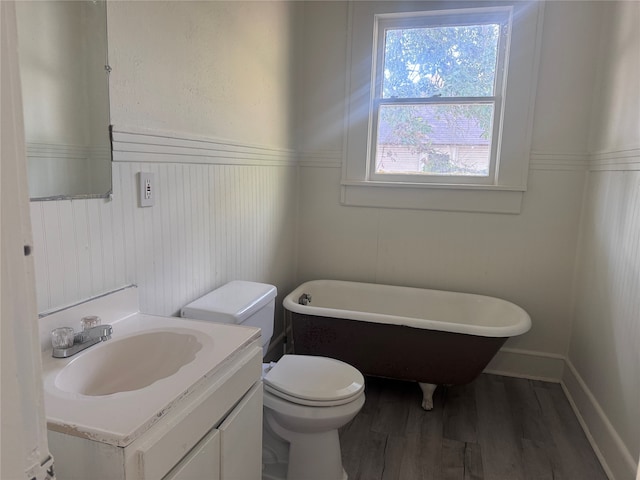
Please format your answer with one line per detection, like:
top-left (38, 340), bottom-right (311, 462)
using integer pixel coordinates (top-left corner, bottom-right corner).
top-left (164, 381), bottom-right (263, 480)
top-left (48, 344), bottom-right (263, 480)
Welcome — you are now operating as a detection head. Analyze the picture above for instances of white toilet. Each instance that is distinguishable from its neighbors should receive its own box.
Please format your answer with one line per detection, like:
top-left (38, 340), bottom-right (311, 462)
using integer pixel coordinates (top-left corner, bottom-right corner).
top-left (181, 281), bottom-right (365, 480)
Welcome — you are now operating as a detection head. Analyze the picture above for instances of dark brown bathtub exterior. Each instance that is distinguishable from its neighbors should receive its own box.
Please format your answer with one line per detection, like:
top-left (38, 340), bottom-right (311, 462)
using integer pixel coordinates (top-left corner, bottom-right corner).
top-left (287, 311), bottom-right (507, 385)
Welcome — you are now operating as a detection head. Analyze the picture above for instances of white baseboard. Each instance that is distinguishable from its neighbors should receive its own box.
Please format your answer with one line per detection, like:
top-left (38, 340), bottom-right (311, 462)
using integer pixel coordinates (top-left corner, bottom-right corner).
top-left (483, 347), bottom-right (565, 382)
top-left (562, 359), bottom-right (637, 480)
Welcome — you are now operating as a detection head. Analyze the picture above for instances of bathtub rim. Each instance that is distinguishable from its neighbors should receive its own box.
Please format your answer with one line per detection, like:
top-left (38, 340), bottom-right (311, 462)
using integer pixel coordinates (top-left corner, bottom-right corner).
top-left (283, 280), bottom-right (531, 338)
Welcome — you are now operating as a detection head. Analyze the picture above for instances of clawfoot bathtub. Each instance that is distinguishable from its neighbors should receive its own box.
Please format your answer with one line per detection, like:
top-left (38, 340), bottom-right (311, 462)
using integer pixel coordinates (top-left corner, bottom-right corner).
top-left (283, 280), bottom-right (531, 410)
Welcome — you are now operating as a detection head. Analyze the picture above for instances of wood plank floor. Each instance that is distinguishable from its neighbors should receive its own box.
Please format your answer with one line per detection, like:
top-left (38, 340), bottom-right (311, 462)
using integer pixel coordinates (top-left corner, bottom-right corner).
top-left (339, 374), bottom-right (608, 480)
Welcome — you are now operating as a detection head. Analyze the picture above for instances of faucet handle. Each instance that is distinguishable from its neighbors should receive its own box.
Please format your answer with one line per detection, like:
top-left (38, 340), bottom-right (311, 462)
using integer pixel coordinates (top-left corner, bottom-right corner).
top-left (298, 293), bottom-right (312, 305)
top-left (51, 327), bottom-right (75, 349)
top-left (81, 315), bottom-right (101, 330)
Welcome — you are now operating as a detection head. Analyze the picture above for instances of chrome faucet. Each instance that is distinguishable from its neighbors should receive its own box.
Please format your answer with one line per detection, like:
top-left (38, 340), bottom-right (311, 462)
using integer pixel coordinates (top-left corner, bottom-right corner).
top-left (298, 293), bottom-right (312, 305)
top-left (52, 324), bottom-right (113, 358)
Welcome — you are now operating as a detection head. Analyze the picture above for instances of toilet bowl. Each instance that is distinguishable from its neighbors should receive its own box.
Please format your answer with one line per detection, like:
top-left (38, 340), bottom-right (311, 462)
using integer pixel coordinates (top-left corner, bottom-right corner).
top-left (181, 281), bottom-right (365, 480)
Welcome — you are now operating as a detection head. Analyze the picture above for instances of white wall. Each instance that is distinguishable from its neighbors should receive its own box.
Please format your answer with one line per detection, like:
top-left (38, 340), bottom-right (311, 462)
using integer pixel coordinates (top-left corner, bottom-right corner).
top-left (564, 2), bottom-right (640, 479)
top-left (295, 1), bottom-right (600, 373)
top-left (31, 1), bottom-right (300, 346)
top-left (109, 1), bottom-right (296, 147)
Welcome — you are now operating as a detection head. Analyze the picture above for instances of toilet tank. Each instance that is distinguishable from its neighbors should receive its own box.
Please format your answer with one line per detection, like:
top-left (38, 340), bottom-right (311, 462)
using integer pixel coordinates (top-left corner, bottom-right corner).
top-left (180, 281), bottom-right (277, 356)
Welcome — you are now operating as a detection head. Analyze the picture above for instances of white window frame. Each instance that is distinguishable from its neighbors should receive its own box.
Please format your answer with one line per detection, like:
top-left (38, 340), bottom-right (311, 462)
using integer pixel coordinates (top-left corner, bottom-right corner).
top-left (342, 1), bottom-right (545, 214)
top-left (370, 8), bottom-right (510, 185)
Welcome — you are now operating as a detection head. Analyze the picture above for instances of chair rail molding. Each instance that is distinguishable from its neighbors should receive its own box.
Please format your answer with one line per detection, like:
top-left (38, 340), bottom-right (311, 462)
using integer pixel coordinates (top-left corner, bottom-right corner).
top-left (111, 125), bottom-right (297, 167)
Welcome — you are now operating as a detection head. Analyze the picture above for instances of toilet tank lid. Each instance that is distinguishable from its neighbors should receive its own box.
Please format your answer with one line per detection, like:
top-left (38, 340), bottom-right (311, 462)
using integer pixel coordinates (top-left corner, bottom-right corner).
top-left (182, 281), bottom-right (277, 323)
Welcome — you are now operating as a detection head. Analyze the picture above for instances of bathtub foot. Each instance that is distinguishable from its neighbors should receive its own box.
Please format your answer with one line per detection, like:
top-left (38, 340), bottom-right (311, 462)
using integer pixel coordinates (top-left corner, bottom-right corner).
top-left (418, 382), bottom-right (437, 410)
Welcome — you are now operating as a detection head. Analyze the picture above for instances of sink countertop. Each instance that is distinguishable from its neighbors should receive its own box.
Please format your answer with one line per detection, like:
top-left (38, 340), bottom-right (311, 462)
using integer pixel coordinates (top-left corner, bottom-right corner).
top-left (41, 301), bottom-right (260, 447)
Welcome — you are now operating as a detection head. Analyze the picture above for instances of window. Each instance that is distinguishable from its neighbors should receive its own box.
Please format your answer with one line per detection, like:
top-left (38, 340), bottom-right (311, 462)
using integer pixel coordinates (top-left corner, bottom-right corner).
top-left (371, 10), bottom-right (509, 184)
top-left (342, 2), bottom-right (544, 213)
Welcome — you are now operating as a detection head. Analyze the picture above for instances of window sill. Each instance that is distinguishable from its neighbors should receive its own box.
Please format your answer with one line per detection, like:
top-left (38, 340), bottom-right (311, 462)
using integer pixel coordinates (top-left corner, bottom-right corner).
top-left (340, 181), bottom-right (525, 214)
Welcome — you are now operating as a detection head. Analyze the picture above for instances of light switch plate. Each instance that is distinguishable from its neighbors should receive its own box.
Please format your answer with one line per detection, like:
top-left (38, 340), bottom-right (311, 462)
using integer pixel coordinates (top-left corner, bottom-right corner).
top-left (138, 172), bottom-right (154, 207)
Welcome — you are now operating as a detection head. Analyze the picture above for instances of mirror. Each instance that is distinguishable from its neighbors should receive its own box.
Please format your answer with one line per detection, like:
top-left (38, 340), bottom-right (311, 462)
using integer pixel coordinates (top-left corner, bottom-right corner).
top-left (16, 0), bottom-right (112, 200)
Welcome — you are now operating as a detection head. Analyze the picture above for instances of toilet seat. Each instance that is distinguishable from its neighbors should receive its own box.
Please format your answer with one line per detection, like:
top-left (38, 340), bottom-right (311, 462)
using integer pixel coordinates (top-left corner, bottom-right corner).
top-left (263, 355), bottom-right (365, 407)
top-left (264, 384), bottom-right (363, 407)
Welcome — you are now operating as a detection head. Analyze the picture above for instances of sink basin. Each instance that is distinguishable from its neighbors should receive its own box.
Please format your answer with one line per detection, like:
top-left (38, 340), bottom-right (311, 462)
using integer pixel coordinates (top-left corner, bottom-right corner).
top-left (55, 330), bottom-right (203, 396)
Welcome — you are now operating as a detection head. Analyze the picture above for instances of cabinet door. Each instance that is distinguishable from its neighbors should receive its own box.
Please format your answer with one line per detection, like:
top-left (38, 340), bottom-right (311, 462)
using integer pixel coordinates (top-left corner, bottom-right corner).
top-left (163, 428), bottom-right (220, 480)
top-left (219, 382), bottom-right (263, 480)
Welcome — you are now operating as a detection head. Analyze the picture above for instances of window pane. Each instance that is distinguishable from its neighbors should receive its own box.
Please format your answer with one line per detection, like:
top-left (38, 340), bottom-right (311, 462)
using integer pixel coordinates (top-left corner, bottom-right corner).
top-left (382, 24), bottom-right (500, 99)
top-left (375, 103), bottom-right (494, 176)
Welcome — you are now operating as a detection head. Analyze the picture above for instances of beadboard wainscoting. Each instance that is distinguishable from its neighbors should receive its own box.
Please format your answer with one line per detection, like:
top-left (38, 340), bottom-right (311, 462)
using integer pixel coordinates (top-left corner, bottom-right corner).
top-left (30, 128), bottom-right (299, 325)
top-left (563, 148), bottom-right (640, 480)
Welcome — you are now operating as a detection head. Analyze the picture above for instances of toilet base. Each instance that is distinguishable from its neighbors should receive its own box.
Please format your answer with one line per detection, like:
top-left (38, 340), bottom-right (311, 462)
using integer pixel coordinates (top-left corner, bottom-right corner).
top-left (286, 429), bottom-right (343, 480)
top-left (263, 462), bottom-right (287, 480)
top-left (263, 409), bottom-right (351, 480)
